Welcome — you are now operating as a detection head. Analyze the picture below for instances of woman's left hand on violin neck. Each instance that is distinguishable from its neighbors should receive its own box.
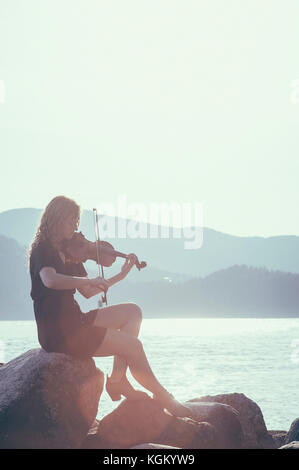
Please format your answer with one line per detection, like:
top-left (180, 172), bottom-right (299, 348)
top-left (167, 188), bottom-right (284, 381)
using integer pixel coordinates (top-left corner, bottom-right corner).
top-left (99, 254), bottom-right (138, 292)
top-left (78, 254), bottom-right (138, 299)
top-left (120, 254), bottom-right (139, 278)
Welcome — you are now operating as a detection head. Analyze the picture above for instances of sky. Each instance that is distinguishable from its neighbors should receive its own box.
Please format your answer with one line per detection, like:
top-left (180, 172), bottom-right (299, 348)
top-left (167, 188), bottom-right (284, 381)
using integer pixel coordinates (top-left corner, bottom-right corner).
top-left (1, 0), bottom-right (299, 237)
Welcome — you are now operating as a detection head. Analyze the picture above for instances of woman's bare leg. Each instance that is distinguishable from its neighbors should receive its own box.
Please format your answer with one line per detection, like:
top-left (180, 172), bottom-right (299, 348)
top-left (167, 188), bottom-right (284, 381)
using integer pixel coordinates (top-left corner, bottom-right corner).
top-left (93, 325), bottom-right (193, 417)
top-left (93, 303), bottom-right (142, 382)
top-left (94, 328), bottom-right (167, 396)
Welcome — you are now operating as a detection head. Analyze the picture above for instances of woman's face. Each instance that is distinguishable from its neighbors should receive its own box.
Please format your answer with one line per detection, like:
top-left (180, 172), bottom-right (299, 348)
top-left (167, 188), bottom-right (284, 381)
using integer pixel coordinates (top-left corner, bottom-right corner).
top-left (60, 213), bottom-right (79, 240)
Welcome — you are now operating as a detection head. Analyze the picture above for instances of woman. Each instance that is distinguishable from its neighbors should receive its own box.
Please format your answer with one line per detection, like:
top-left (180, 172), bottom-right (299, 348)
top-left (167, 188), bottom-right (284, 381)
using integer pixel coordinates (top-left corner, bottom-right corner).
top-left (28, 195), bottom-right (192, 418)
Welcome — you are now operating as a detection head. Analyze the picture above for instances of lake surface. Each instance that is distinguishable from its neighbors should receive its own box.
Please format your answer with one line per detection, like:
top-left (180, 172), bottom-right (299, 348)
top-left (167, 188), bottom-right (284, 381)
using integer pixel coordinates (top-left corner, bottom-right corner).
top-left (1, 317), bottom-right (299, 431)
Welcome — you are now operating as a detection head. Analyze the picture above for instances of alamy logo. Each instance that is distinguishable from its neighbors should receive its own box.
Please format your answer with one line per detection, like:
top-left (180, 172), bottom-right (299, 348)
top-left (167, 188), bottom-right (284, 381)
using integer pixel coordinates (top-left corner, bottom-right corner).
top-left (96, 195), bottom-right (203, 250)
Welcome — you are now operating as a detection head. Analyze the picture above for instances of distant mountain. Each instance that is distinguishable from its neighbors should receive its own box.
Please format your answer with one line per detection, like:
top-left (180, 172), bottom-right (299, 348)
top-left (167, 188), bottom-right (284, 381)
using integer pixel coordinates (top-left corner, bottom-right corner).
top-left (0, 234), bottom-right (191, 320)
top-left (0, 234), bottom-right (299, 320)
top-left (1, 208), bottom-right (299, 278)
top-left (105, 265), bottom-right (299, 317)
top-left (0, 235), bottom-right (32, 319)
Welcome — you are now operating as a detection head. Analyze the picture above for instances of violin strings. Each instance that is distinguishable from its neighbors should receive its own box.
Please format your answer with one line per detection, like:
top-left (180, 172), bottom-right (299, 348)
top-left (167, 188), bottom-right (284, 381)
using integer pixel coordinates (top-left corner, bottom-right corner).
top-left (93, 208), bottom-right (107, 306)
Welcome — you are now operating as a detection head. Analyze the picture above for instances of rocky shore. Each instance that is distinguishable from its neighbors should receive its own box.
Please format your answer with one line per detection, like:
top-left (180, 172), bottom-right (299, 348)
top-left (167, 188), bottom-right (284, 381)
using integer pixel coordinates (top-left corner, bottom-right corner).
top-left (0, 349), bottom-right (297, 449)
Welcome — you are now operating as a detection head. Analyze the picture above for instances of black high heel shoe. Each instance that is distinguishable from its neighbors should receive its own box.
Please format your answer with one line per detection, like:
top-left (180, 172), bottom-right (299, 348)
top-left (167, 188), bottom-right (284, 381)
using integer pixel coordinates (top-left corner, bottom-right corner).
top-left (105, 374), bottom-right (149, 402)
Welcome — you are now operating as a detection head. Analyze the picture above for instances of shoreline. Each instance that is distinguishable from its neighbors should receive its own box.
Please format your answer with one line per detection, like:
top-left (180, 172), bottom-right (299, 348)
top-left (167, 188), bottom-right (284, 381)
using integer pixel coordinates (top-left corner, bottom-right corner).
top-left (2, 315), bottom-right (299, 321)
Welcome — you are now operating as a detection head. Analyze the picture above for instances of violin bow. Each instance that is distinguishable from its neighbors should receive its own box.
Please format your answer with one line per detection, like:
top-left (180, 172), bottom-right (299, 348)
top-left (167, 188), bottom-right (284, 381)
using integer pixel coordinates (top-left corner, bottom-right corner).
top-left (93, 208), bottom-right (108, 306)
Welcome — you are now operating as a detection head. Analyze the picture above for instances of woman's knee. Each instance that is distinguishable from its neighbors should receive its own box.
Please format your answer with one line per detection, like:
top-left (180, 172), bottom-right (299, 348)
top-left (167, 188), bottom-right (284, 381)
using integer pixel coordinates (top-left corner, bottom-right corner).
top-left (92, 303), bottom-right (142, 330)
top-left (127, 302), bottom-right (142, 324)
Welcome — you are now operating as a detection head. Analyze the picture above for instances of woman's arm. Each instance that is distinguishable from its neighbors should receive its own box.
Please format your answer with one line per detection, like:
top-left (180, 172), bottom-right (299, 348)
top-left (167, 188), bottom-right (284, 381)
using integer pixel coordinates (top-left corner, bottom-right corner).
top-left (106, 270), bottom-right (126, 288)
top-left (76, 273), bottom-right (122, 299)
top-left (39, 266), bottom-right (105, 293)
top-left (59, 254), bottom-right (138, 299)
top-left (106, 254), bottom-right (138, 286)
top-left (101, 255), bottom-right (138, 289)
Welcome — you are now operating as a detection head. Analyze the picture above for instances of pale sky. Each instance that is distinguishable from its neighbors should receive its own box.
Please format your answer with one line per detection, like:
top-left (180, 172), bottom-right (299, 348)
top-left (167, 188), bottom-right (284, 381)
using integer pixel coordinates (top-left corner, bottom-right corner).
top-left (1, 0), bottom-right (299, 237)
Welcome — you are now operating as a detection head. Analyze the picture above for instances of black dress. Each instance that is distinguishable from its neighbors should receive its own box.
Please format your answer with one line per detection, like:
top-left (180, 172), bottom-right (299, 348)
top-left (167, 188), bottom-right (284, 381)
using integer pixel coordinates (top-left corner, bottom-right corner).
top-left (29, 238), bottom-right (107, 358)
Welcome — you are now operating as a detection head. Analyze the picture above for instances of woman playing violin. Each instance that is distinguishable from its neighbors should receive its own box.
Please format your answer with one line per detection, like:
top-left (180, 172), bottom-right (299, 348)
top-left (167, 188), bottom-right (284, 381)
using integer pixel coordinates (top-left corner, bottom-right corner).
top-left (28, 195), bottom-right (191, 418)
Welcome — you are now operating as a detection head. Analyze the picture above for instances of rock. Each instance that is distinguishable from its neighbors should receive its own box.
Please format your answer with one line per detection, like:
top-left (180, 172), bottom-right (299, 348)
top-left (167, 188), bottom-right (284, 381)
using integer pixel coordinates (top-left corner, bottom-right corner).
top-left (0, 348), bottom-right (104, 449)
top-left (285, 418), bottom-right (299, 444)
top-left (280, 441), bottom-right (299, 449)
top-left (155, 415), bottom-right (217, 449)
top-left (81, 419), bottom-right (101, 449)
top-left (269, 430), bottom-right (287, 448)
top-left (83, 396), bottom-right (218, 449)
top-left (184, 401), bottom-right (243, 448)
top-left (130, 443), bottom-right (181, 449)
top-left (188, 393), bottom-right (275, 449)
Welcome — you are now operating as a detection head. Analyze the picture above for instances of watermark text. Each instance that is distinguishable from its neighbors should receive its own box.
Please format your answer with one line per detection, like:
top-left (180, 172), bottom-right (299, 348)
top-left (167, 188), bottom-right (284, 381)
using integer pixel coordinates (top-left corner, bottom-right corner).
top-left (96, 196), bottom-right (203, 250)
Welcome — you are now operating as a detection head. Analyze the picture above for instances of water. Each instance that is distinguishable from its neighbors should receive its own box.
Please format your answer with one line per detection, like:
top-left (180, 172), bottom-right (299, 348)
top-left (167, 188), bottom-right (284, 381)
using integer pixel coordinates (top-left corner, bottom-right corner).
top-left (1, 318), bottom-right (299, 431)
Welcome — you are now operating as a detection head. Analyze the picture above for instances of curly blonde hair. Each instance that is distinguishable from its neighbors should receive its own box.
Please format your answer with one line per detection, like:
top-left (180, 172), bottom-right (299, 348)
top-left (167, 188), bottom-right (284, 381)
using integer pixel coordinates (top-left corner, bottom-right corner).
top-left (28, 195), bottom-right (81, 262)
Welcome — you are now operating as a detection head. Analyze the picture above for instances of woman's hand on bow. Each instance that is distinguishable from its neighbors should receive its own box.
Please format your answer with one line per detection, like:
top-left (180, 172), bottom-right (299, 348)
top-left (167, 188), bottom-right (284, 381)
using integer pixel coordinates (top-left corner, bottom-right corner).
top-left (89, 276), bottom-right (110, 292)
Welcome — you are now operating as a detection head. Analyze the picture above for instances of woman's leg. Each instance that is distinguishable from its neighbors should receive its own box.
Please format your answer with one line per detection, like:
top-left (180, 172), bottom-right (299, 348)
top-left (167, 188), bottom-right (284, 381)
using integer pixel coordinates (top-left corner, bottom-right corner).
top-left (92, 303), bottom-right (142, 382)
top-left (93, 328), bottom-right (167, 396)
top-left (93, 328), bottom-right (192, 417)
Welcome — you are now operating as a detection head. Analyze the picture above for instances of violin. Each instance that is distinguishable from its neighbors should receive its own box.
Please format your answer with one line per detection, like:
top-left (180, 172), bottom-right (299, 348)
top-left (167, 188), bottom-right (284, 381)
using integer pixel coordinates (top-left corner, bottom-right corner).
top-left (61, 231), bottom-right (147, 271)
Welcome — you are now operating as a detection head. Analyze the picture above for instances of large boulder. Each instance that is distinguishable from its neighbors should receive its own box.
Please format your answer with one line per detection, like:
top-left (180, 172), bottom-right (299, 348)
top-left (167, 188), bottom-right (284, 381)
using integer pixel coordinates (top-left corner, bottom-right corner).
top-left (280, 441), bottom-right (299, 449)
top-left (268, 430), bottom-right (287, 448)
top-left (188, 393), bottom-right (275, 448)
top-left (184, 401), bottom-right (243, 448)
top-left (285, 418), bottom-right (299, 444)
top-left (0, 349), bottom-right (104, 449)
top-left (131, 443), bottom-right (181, 449)
top-left (82, 396), bottom-right (218, 449)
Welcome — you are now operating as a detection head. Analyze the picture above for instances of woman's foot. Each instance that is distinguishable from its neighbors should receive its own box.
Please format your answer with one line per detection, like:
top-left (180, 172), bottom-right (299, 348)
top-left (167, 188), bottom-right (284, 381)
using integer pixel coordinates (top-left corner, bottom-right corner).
top-left (106, 374), bottom-right (149, 401)
top-left (153, 390), bottom-right (193, 418)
